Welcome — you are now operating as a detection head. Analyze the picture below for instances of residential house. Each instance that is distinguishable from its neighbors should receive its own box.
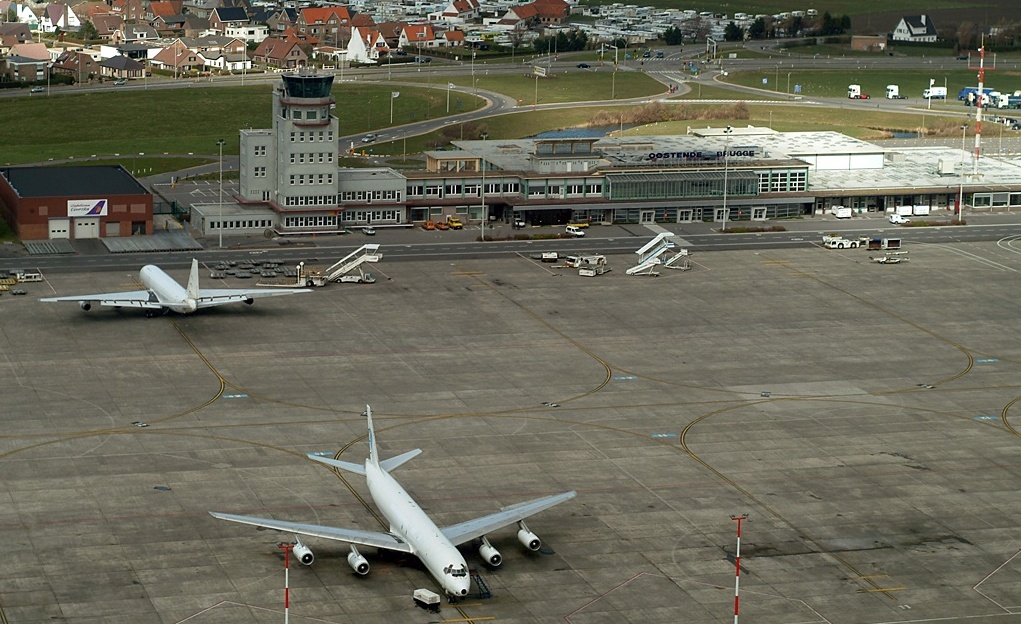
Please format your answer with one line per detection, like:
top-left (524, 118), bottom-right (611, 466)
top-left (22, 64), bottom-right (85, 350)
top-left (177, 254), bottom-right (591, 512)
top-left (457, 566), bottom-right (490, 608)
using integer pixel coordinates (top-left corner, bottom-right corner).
top-left (98, 54), bottom-right (144, 78)
top-left (347, 26), bottom-right (389, 63)
top-left (39, 3), bottom-right (82, 32)
top-left (501, 0), bottom-right (569, 27)
top-left (224, 22), bottom-right (267, 44)
top-left (398, 23), bottom-right (436, 50)
top-left (263, 7), bottom-right (297, 35)
top-left (181, 0), bottom-right (218, 19)
top-left (373, 21), bottom-right (407, 48)
top-left (91, 14), bottom-right (125, 39)
top-left (152, 13), bottom-right (188, 36)
top-left (2, 55), bottom-right (48, 81)
top-left (441, 29), bottom-right (464, 47)
top-left (111, 0), bottom-right (146, 23)
top-left (430, 0), bottom-right (480, 24)
top-left (150, 39), bottom-right (203, 74)
top-left (296, 6), bottom-right (350, 46)
top-left (0, 22), bottom-right (33, 47)
top-left (251, 36), bottom-right (307, 69)
top-left (145, 0), bottom-right (183, 20)
top-left (9, 42), bottom-right (51, 61)
top-left (891, 15), bottom-right (938, 43)
top-left (3, 3), bottom-right (40, 29)
top-left (209, 6), bottom-right (249, 34)
top-left (52, 50), bottom-right (101, 82)
top-left (99, 41), bottom-right (156, 61)
top-left (113, 23), bottom-right (159, 44)
top-left (71, 2), bottom-right (111, 21)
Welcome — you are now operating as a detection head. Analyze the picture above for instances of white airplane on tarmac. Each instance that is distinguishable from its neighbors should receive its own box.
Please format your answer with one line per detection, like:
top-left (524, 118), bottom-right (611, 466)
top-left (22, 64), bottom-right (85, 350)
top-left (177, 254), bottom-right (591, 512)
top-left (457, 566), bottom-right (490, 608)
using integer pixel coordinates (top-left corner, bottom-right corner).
top-left (210, 406), bottom-right (577, 599)
top-left (40, 259), bottom-right (310, 316)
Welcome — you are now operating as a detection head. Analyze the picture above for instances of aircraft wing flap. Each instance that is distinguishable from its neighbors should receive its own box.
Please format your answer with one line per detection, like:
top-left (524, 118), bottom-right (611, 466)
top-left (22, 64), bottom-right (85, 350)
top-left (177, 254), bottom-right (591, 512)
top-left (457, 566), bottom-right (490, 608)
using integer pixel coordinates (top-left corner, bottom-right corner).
top-left (197, 287), bottom-right (312, 304)
top-left (209, 512), bottom-right (413, 553)
top-left (39, 290), bottom-right (161, 309)
top-left (441, 491), bottom-right (577, 546)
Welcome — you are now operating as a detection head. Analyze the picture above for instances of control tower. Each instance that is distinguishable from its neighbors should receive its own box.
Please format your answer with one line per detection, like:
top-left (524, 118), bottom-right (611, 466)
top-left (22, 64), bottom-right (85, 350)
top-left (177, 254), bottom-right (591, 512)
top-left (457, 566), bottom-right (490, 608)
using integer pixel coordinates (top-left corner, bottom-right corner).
top-left (239, 71), bottom-right (340, 211)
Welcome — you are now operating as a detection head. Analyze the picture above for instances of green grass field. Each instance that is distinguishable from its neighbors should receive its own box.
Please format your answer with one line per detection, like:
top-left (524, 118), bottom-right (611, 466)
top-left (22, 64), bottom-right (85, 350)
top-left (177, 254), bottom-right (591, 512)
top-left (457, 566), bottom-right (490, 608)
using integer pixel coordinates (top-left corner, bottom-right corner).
top-left (411, 70), bottom-right (665, 105)
top-left (0, 83), bottom-right (484, 166)
top-left (719, 68), bottom-right (1021, 102)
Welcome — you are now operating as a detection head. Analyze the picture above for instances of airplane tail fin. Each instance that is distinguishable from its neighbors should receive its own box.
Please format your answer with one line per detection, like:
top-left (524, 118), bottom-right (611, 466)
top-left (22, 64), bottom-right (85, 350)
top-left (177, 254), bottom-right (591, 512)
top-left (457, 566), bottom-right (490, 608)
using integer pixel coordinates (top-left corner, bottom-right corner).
top-left (186, 259), bottom-right (200, 300)
top-left (366, 405), bottom-right (379, 468)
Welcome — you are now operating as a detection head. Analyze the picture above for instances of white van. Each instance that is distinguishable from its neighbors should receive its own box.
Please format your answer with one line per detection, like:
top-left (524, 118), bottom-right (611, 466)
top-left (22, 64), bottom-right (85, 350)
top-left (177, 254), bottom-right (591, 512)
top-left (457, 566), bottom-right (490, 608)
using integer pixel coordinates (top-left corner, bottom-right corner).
top-left (565, 225), bottom-right (586, 237)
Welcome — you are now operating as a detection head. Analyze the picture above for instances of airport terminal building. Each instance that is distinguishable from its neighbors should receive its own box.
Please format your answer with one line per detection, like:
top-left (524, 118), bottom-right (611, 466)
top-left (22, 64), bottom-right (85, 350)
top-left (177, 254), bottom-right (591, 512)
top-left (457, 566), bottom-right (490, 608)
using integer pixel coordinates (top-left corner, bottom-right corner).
top-left (190, 72), bottom-right (1021, 237)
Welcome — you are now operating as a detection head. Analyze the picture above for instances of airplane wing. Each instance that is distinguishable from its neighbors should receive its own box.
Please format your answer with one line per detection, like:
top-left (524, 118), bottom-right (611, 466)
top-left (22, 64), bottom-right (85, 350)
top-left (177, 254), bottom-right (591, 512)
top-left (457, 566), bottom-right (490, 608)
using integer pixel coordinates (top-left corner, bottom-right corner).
top-left (39, 290), bottom-right (162, 309)
top-left (441, 491), bottom-right (577, 546)
top-left (208, 511), bottom-right (414, 553)
top-left (195, 287), bottom-right (311, 309)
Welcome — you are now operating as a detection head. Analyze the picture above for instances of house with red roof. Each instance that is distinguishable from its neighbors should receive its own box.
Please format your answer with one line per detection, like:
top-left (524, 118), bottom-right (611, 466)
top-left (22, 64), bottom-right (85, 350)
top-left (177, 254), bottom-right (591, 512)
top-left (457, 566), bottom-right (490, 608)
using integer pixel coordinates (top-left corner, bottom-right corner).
top-left (431, 0), bottom-right (480, 24)
top-left (252, 36), bottom-right (308, 69)
top-left (398, 23), bottom-right (436, 50)
top-left (296, 6), bottom-right (350, 46)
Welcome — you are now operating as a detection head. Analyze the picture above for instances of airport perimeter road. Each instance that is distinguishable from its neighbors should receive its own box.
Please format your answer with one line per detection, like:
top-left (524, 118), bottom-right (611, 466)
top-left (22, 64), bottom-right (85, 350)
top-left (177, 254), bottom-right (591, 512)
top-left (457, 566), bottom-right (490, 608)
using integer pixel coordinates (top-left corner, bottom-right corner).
top-left (7, 242), bottom-right (1021, 624)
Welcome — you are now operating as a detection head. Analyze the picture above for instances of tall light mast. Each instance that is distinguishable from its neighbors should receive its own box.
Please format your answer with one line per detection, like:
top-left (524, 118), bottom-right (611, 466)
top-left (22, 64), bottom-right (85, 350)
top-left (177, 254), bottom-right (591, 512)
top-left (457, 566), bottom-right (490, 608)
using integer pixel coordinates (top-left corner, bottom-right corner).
top-left (973, 43), bottom-right (985, 174)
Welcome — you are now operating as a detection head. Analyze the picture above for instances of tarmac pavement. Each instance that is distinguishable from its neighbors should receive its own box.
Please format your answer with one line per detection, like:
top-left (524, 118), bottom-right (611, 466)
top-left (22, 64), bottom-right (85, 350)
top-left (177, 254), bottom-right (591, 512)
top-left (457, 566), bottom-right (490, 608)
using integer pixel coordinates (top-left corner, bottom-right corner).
top-left (4, 238), bottom-right (1021, 623)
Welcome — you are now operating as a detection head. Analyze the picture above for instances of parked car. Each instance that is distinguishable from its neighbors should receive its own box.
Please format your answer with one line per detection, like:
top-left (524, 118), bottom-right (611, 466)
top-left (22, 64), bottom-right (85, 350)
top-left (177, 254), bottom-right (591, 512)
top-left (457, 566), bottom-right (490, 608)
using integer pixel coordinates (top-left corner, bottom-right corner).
top-left (565, 225), bottom-right (586, 237)
top-left (423, 220), bottom-right (436, 230)
top-left (513, 218), bottom-right (527, 229)
top-left (888, 214), bottom-right (911, 224)
top-left (435, 220), bottom-right (450, 230)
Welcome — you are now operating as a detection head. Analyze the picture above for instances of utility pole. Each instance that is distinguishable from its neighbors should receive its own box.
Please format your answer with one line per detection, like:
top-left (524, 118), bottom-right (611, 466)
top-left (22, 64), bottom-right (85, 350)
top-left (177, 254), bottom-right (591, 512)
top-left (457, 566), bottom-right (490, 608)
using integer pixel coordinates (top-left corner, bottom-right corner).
top-left (217, 138), bottom-right (225, 249)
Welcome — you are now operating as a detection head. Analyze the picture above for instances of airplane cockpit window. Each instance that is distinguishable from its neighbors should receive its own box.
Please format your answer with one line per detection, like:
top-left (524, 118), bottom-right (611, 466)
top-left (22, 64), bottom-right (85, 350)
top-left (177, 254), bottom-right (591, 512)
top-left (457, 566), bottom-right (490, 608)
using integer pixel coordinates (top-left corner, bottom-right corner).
top-left (443, 564), bottom-right (468, 577)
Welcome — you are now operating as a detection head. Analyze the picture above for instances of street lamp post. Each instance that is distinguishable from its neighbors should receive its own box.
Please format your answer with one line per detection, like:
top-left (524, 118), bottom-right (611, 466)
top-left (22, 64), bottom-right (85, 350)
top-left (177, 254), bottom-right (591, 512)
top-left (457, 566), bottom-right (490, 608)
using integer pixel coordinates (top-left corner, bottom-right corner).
top-left (721, 125), bottom-right (733, 232)
top-left (480, 161), bottom-right (486, 241)
top-left (786, 72), bottom-right (791, 96)
top-left (609, 44), bottom-right (619, 99)
top-left (959, 124), bottom-right (967, 220)
top-left (217, 138), bottom-right (225, 249)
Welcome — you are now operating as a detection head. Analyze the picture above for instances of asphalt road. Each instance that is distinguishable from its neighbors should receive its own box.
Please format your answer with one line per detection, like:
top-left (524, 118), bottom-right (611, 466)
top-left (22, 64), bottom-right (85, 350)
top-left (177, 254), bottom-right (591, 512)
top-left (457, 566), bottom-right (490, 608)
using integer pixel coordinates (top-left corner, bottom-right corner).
top-left (8, 213), bottom-right (1021, 275)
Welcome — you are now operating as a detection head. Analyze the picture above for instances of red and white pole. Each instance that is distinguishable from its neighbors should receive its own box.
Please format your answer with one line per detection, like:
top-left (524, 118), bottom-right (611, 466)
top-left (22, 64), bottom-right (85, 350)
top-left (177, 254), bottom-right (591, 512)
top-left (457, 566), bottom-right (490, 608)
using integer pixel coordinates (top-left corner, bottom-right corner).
top-left (731, 514), bottom-right (749, 624)
top-left (279, 542), bottom-right (293, 624)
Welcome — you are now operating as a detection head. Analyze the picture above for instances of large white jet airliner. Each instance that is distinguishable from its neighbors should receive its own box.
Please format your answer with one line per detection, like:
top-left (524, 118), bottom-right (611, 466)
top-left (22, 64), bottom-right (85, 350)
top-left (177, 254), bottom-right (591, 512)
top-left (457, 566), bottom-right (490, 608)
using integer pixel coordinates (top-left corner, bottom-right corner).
top-left (40, 259), bottom-right (310, 316)
top-left (210, 406), bottom-right (576, 599)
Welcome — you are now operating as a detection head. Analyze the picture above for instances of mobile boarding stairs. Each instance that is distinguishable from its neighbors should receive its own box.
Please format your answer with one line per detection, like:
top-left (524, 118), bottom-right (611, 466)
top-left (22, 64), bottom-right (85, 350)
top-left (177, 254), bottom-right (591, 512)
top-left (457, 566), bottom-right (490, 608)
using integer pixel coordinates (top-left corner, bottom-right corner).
top-left (625, 232), bottom-right (690, 276)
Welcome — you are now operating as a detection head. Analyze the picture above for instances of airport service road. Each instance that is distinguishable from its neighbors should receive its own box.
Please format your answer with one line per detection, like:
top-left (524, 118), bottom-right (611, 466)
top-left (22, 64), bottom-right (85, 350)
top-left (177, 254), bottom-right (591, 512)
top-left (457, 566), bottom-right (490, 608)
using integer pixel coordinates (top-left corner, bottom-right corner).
top-left (8, 215), bottom-right (1021, 275)
top-left (7, 243), bottom-right (1021, 624)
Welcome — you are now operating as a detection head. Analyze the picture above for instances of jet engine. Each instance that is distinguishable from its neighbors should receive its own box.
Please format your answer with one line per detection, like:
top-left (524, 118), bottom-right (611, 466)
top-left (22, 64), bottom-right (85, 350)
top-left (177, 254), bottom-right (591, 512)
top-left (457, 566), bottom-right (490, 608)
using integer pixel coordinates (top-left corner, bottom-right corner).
top-left (517, 528), bottom-right (541, 551)
top-left (244, 297), bottom-right (254, 305)
top-left (79, 301), bottom-right (92, 311)
top-left (292, 540), bottom-right (314, 565)
top-left (479, 536), bottom-right (502, 567)
top-left (347, 546), bottom-right (370, 575)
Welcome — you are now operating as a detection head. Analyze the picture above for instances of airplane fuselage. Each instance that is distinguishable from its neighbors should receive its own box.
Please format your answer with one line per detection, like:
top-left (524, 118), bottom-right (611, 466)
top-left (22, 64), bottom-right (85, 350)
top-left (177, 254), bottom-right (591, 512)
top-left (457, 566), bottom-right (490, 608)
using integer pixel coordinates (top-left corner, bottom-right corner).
top-left (139, 265), bottom-right (196, 314)
top-left (365, 460), bottom-right (471, 597)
